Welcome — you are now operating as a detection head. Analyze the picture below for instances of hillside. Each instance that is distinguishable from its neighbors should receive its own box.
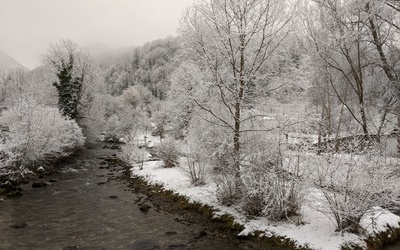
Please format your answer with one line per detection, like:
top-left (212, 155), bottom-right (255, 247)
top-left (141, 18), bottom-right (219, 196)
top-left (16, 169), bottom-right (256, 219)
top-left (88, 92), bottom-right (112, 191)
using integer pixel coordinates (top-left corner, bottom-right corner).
top-left (0, 49), bottom-right (27, 73)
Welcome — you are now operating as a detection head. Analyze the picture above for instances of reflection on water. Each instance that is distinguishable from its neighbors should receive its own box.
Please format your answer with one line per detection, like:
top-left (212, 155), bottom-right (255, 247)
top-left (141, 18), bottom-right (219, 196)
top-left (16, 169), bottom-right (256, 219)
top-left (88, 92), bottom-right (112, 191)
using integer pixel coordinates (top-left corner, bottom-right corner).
top-left (0, 146), bottom-right (249, 250)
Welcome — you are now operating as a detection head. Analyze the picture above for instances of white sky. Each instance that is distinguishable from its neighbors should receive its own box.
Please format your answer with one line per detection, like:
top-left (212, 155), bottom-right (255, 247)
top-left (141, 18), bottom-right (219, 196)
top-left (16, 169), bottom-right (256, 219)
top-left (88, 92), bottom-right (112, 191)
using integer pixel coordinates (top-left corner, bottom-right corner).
top-left (0, 0), bottom-right (195, 69)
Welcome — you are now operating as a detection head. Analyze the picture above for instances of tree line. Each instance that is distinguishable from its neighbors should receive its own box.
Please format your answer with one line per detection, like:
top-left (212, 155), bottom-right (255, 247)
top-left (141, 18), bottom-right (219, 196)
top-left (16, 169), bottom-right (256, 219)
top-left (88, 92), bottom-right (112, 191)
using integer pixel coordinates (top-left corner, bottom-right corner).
top-left (1, 0), bottom-right (400, 236)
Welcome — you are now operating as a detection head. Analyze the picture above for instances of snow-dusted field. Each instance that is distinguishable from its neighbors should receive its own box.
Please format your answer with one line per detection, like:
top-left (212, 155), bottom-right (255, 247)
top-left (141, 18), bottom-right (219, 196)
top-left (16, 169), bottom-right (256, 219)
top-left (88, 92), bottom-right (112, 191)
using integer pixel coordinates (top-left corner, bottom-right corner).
top-left (127, 134), bottom-right (400, 249)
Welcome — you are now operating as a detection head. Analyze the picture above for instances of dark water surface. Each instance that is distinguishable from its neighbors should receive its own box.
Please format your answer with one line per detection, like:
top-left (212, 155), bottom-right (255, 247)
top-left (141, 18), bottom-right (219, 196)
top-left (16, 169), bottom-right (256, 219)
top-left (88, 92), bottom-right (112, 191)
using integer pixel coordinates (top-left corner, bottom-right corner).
top-left (0, 144), bottom-right (263, 250)
top-left (385, 243), bottom-right (400, 250)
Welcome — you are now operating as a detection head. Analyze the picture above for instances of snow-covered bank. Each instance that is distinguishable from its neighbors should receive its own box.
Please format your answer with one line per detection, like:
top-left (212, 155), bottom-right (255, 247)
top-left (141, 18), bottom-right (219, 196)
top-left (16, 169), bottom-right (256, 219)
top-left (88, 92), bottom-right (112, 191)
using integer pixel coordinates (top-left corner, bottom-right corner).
top-left (130, 158), bottom-right (400, 250)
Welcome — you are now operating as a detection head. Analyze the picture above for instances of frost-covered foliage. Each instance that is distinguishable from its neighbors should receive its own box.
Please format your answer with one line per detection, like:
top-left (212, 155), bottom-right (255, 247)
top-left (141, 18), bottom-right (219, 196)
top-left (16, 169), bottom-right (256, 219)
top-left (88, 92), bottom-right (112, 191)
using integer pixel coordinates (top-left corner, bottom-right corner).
top-left (151, 106), bottom-right (168, 139)
top-left (184, 111), bottom-right (308, 220)
top-left (100, 37), bottom-right (180, 99)
top-left (166, 62), bottom-right (203, 139)
top-left (155, 139), bottom-right (180, 168)
top-left (303, 0), bottom-right (400, 138)
top-left (95, 85), bottom-right (152, 141)
top-left (0, 68), bottom-right (58, 108)
top-left (119, 141), bottom-right (149, 169)
top-left (240, 132), bottom-right (307, 220)
top-left (184, 151), bottom-right (207, 186)
top-left (182, 135), bottom-right (208, 186)
top-left (311, 151), bottom-right (400, 234)
top-left (0, 99), bottom-right (85, 181)
top-left (214, 171), bottom-right (241, 206)
top-left (189, 115), bottom-right (235, 170)
top-left (185, 116), bottom-right (238, 203)
top-left (241, 168), bottom-right (304, 220)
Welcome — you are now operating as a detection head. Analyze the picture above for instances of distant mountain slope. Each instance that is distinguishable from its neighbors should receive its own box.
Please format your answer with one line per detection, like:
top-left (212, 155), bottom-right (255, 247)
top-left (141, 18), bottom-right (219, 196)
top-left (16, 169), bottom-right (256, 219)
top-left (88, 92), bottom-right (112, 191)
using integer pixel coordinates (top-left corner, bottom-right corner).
top-left (0, 49), bottom-right (27, 72)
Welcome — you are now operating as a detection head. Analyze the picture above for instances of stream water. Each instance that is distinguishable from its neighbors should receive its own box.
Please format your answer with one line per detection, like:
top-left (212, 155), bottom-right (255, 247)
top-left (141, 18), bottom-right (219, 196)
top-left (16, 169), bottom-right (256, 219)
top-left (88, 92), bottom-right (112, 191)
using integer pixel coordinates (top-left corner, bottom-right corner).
top-left (5, 143), bottom-right (398, 250)
top-left (0, 143), bottom-right (265, 250)
top-left (385, 244), bottom-right (400, 250)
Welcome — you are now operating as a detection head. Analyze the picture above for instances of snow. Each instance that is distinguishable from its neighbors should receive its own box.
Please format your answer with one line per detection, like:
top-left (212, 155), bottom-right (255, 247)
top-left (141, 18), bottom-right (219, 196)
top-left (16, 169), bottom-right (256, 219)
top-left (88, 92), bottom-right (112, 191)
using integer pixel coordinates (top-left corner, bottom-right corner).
top-left (360, 207), bottom-right (400, 235)
top-left (128, 134), bottom-right (400, 249)
top-left (37, 166), bottom-right (45, 172)
top-left (253, 205), bottom-right (363, 250)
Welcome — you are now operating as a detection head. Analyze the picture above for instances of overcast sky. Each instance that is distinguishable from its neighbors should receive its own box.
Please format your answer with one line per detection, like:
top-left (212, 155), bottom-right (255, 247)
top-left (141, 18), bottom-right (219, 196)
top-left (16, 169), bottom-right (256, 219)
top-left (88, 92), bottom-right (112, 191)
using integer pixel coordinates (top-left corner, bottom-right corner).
top-left (0, 0), bottom-right (195, 69)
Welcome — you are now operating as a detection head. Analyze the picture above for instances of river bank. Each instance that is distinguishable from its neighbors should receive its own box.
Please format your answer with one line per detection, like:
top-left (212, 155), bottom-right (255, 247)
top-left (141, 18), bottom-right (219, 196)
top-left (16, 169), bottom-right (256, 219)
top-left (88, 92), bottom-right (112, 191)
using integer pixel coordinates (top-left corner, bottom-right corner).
top-left (0, 142), bottom-right (285, 250)
top-left (126, 136), bottom-right (400, 250)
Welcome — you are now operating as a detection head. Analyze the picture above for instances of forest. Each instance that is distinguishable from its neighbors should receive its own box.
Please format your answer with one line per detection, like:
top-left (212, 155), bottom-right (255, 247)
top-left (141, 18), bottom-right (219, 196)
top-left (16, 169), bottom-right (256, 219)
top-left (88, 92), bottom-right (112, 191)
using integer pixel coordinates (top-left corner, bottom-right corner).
top-left (1, 0), bottom-right (400, 248)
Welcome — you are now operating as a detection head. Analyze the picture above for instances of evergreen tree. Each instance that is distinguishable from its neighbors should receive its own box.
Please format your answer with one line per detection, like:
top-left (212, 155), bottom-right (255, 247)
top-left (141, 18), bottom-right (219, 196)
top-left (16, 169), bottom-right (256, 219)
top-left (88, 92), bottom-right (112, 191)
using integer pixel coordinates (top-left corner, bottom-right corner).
top-left (53, 54), bottom-right (83, 120)
top-left (43, 40), bottom-right (93, 123)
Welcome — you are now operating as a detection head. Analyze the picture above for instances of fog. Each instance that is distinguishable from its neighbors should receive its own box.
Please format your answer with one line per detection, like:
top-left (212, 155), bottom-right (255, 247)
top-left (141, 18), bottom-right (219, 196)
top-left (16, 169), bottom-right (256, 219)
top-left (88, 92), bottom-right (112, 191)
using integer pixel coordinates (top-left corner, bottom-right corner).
top-left (0, 0), bottom-right (194, 69)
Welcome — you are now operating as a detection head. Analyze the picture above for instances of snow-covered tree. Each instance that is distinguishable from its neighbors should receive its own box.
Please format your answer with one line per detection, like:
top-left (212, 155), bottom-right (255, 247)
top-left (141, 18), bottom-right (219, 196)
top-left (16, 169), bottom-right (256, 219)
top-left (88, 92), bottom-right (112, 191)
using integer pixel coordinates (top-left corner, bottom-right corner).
top-left (0, 97), bottom-right (85, 182)
top-left (179, 0), bottom-right (298, 185)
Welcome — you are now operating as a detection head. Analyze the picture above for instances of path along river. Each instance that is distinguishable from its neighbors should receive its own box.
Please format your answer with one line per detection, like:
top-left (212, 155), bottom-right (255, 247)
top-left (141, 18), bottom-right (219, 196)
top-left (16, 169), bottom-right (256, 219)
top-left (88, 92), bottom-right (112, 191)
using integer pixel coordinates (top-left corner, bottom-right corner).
top-left (0, 143), bottom-right (285, 250)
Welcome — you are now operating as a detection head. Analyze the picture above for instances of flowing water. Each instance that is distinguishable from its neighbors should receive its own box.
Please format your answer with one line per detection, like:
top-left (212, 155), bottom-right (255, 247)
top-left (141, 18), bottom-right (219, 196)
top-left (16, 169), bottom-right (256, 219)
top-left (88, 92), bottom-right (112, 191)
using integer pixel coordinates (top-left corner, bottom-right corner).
top-left (0, 143), bottom-right (265, 250)
top-left (2, 143), bottom-right (400, 250)
top-left (385, 244), bottom-right (400, 250)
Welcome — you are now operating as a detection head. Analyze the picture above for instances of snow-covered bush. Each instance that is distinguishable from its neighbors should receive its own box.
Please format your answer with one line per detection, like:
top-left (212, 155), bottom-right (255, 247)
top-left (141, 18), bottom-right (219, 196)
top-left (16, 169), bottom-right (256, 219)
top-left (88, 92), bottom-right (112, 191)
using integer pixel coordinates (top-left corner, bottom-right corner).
top-left (312, 151), bottom-right (400, 234)
top-left (214, 170), bottom-right (242, 206)
top-left (91, 87), bottom-right (151, 142)
top-left (0, 146), bottom-right (21, 182)
top-left (119, 141), bottom-right (149, 169)
top-left (182, 129), bottom-right (211, 186)
top-left (183, 148), bottom-right (207, 186)
top-left (240, 133), bottom-right (307, 220)
top-left (155, 138), bottom-right (180, 168)
top-left (185, 116), bottom-right (240, 202)
top-left (241, 166), bottom-right (304, 220)
top-left (0, 100), bottom-right (85, 181)
top-left (187, 115), bottom-right (235, 172)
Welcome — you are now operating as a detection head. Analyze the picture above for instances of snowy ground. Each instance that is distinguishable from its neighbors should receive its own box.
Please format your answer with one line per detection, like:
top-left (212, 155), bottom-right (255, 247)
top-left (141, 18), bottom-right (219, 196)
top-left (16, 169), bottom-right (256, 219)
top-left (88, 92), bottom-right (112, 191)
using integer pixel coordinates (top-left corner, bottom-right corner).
top-left (127, 134), bottom-right (400, 250)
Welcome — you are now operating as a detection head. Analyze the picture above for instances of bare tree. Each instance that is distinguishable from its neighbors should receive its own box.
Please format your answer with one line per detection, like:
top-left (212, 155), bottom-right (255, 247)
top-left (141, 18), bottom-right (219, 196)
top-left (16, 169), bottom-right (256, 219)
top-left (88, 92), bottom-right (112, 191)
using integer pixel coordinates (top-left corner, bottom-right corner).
top-left (179, 0), bottom-right (297, 184)
top-left (309, 0), bottom-right (373, 138)
top-left (364, 0), bottom-right (400, 152)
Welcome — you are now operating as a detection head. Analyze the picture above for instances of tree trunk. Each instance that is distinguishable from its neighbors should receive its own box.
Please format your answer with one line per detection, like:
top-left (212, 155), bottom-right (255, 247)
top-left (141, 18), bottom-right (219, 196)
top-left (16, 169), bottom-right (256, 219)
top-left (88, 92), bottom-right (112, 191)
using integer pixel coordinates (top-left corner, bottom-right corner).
top-left (368, 6), bottom-right (400, 140)
top-left (233, 33), bottom-right (246, 190)
top-left (317, 105), bottom-right (323, 154)
top-left (234, 101), bottom-right (241, 179)
top-left (360, 105), bottom-right (368, 136)
top-left (397, 115), bottom-right (400, 156)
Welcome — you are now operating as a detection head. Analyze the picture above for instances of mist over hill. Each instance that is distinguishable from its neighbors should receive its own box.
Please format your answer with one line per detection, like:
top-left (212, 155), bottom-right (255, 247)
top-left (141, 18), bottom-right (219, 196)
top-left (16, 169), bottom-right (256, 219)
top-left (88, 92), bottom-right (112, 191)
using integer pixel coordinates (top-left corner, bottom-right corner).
top-left (0, 49), bottom-right (28, 73)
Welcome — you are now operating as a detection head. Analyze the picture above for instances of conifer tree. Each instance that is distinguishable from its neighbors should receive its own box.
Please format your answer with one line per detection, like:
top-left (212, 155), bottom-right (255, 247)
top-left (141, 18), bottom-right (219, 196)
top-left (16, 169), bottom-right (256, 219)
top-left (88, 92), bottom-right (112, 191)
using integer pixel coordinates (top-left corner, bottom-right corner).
top-left (43, 40), bottom-right (92, 123)
top-left (53, 54), bottom-right (82, 120)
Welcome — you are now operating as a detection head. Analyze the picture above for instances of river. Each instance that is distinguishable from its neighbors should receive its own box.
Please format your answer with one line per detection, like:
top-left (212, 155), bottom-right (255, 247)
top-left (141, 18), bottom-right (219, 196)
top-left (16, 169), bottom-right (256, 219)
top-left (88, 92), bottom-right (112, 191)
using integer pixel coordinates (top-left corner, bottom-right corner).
top-left (0, 143), bottom-right (283, 250)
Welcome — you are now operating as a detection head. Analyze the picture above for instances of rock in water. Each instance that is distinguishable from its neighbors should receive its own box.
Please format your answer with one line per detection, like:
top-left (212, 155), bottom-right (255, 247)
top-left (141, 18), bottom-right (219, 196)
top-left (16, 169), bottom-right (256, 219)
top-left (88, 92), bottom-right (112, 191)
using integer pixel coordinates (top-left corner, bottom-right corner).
top-left (5, 190), bottom-right (22, 197)
top-left (130, 240), bottom-right (160, 250)
top-left (139, 203), bottom-right (151, 212)
top-left (10, 222), bottom-right (28, 229)
top-left (32, 182), bottom-right (48, 188)
top-left (0, 182), bottom-right (22, 197)
top-left (63, 246), bottom-right (82, 250)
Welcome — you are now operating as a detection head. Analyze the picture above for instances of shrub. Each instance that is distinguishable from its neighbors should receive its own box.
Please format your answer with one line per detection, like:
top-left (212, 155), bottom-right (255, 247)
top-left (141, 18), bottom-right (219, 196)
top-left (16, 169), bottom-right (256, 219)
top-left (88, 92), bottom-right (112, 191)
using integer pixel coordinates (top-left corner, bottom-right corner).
top-left (0, 147), bottom-right (21, 182)
top-left (0, 101), bottom-right (85, 181)
top-left (183, 134), bottom-right (209, 186)
top-left (155, 139), bottom-right (179, 168)
top-left (241, 167), bottom-right (304, 220)
top-left (238, 130), bottom-right (306, 220)
top-left (119, 141), bottom-right (149, 170)
top-left (312, 151), bottom-right (400, 234)
top-left (184, 149), bottom-right (207, 186)
top-left (214, 171), bottom-right (242, 206)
